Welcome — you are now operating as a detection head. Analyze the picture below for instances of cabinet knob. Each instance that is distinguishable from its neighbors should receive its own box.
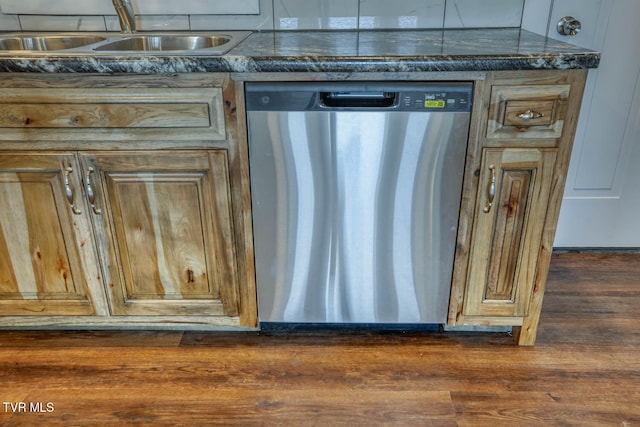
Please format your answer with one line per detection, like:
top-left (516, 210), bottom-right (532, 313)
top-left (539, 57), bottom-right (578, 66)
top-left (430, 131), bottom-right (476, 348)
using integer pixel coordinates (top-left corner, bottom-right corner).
top-left (557, 16), bottom-right (582, 36)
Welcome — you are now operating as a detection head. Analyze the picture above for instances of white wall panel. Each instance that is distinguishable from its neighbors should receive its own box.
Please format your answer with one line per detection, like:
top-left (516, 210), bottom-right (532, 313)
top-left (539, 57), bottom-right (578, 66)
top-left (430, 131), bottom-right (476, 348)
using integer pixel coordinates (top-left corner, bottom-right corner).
top-left (273, 0), bottom-right (359, 30)
top-left (0, 0), bottom-right (113, 15)
top-left (0, 0), bottom-right (260, 15)
top-left (444, 0), bottom-right (524, 28)
top-left (358, 0), bottom-right (445, 29)
top-left (0, 10), bottom-right (19, 30)
top-left (19, 15), bottom-right (106, 31)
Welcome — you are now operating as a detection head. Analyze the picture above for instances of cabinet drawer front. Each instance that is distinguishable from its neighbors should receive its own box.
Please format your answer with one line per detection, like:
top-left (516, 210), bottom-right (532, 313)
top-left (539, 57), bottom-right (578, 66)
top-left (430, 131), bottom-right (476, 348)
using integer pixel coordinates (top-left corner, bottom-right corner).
top-left (0, 103), bottom-right (210, 128)
top-left (0, 88), bottom-right (225, 139)
top-left (487, 85), bottom-right (570, 140)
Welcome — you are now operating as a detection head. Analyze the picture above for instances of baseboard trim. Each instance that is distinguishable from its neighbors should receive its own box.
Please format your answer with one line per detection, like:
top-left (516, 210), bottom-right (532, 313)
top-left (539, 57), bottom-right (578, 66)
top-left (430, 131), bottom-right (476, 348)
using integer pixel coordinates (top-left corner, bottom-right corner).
top-left (553, 247), bottom-right (640, 254)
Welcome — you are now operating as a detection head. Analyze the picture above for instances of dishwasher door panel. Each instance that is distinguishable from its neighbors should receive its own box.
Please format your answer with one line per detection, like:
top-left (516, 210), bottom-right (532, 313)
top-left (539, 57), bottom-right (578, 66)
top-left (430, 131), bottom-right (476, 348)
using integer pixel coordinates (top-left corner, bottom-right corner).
top-left (249, 109), bottom-right (470, 323)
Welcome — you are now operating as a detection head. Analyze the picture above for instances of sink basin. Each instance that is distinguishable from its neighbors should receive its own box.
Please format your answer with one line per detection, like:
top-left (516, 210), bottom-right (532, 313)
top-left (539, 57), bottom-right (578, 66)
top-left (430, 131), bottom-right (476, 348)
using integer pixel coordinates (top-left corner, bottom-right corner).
top-left (0, 35), bottom-right (107, 51)
top-left (0, 31), bottom-right (250, 55)
top-left (93, 34), bottom-right (238, 53)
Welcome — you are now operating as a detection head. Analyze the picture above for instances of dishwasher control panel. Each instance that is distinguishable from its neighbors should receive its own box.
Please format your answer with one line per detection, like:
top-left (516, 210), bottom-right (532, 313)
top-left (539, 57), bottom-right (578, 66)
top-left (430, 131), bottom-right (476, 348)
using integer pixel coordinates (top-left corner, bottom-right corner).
top-left (400, 89), bottom-right (471, 111)
top-left (246, 82), bottom-right (473, 112)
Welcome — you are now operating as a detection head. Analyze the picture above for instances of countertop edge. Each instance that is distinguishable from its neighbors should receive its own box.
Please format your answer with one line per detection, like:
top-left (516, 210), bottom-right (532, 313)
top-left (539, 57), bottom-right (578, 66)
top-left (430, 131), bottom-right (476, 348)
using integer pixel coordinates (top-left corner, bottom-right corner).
top-left (0, 53), bottom-right (601, 74)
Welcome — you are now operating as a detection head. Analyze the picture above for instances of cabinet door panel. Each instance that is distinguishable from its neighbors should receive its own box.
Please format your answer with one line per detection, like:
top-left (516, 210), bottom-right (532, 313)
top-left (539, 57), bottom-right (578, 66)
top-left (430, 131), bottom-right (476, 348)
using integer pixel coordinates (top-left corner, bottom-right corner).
top-left (115, 178), bottom-right (211, 299)
top-left (463, 148), bottom-right (557, 317)
top-left (84, 151), bottom-right (239, 317)
top-left (485, 169), bottom-right (532, 301)
top-left (0, 154), bottom-right (94, 315)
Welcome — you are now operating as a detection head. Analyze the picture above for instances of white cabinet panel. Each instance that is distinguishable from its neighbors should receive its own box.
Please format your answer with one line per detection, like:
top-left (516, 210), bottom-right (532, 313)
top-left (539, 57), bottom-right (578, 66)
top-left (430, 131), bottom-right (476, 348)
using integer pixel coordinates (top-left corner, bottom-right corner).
top-left (554, 0), bottom-right (640, 247)
top-left (557, 0), bottom-right (637, 192)
top-left (521, 0), bottom-right (553, 35)
top-left (546, 0), bottom-right (606, 49)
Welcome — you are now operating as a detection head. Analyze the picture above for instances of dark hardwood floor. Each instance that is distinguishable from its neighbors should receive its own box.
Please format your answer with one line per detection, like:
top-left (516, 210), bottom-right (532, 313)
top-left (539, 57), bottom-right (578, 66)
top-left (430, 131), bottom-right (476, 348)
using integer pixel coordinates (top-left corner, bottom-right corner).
top-left (1, 253), bottom-right (639, 426)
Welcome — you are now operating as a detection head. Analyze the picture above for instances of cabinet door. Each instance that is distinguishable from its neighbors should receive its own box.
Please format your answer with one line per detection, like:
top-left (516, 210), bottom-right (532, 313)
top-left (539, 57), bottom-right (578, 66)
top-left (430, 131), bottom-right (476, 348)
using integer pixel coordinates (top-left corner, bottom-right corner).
top-left (463, 148), bottom-right (557, 317)
top-left (82, 151), bottom-right (239, 317)
top-left (0, 154), bottom-right (94, 315)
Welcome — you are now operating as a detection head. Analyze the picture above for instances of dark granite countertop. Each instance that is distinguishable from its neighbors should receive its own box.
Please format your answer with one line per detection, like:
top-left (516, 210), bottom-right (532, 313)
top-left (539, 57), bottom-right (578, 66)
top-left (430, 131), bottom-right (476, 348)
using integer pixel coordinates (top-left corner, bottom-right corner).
top-left (0, 28), bottom-right (600, 73)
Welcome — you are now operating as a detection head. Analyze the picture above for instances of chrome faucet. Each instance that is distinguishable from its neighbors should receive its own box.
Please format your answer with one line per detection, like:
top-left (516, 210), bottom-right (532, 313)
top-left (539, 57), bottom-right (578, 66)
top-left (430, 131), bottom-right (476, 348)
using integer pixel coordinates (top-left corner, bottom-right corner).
top-left (112, 0), bottom-right (136, 33)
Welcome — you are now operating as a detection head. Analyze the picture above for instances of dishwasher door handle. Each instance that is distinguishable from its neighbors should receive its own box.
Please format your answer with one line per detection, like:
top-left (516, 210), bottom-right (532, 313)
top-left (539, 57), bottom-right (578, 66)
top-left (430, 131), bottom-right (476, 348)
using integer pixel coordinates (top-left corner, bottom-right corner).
top-left (319, 91), bottom-right (397, 108)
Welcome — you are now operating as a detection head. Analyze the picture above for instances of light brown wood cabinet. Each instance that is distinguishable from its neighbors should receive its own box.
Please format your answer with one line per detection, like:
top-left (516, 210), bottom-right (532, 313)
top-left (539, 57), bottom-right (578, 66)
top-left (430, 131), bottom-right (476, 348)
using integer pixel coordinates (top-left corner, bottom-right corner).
top-left (82, 151), bottom-right (240, 318)
top-left (463, 148), bottom-right (556, 318)
top-left (0, 69), bottom-right (588, 343)
top-left (0, 74), bottom-right (257, 329)
top-left (449, 70), bottom-right (588, 345)
top-left (0, 153), bottom-right (95, 316)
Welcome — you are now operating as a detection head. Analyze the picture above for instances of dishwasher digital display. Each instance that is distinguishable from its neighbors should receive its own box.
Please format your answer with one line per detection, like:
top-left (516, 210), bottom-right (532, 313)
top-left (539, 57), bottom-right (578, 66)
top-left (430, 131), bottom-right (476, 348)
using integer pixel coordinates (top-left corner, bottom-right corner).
top-left (424, 100), bottom-right (446, 108)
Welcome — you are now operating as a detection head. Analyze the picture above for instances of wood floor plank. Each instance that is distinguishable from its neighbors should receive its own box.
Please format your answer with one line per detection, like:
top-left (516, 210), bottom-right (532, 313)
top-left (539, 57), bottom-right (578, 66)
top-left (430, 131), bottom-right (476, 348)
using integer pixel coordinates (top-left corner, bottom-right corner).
top-left (537, 253), bottom-right (640, 351)
top-left (0, 254), bottom-right (639, 425)
top-left (0, 330), bottom-right (184, 348)
top-left (452, 391), bottom-right (640, 427)
top-left (1, 343), bottom-right (638, 409)
top-left (6, 390), bottom-right (457, 426)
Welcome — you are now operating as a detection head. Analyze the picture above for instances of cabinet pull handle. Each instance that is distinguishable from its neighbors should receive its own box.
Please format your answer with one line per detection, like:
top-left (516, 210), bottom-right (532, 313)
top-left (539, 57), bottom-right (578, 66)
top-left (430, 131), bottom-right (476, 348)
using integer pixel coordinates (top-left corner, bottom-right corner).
top-left (517, 110), bottom-right (544, 120)
top-left (64, 166), bottom-right (82, 215)
top-left (483, 165), bottom-right (496, 213)
top-left (85, 167), bottom-right (102, 215)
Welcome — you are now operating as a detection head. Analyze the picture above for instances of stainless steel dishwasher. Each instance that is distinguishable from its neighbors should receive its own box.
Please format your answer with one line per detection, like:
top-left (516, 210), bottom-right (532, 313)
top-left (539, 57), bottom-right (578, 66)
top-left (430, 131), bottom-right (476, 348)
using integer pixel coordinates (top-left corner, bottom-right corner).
top-left (246, 81), bottom-right (472, 325)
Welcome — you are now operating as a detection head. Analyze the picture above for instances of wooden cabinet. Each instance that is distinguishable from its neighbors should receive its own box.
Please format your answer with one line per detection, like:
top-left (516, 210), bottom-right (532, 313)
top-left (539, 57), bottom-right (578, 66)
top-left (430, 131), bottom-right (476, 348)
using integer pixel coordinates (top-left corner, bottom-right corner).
top-left (449, 70), bottom-right (588, 345)
top-left (0, 70), bottom-right (588, 342)
top-left (82, 151), bottom-right (240, 317)
top-left (463, 148), bottom-right (556, 318)
top-left (0, 154), bottom-right (96, 316)
top-left (0, 74), bottom-right (257, 329)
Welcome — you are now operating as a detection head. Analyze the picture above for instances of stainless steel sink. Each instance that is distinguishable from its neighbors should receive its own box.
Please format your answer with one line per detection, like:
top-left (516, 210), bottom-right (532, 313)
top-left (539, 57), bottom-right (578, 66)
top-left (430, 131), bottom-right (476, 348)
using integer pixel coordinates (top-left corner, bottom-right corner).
top-left (93, 35), bottom-right (230, 52)
top-left (0, 34), bottom-right (107, 51)
top-left (0, 31), bottom-right (251, 55)
top-left (92, 32), bottom-right (250, 54)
